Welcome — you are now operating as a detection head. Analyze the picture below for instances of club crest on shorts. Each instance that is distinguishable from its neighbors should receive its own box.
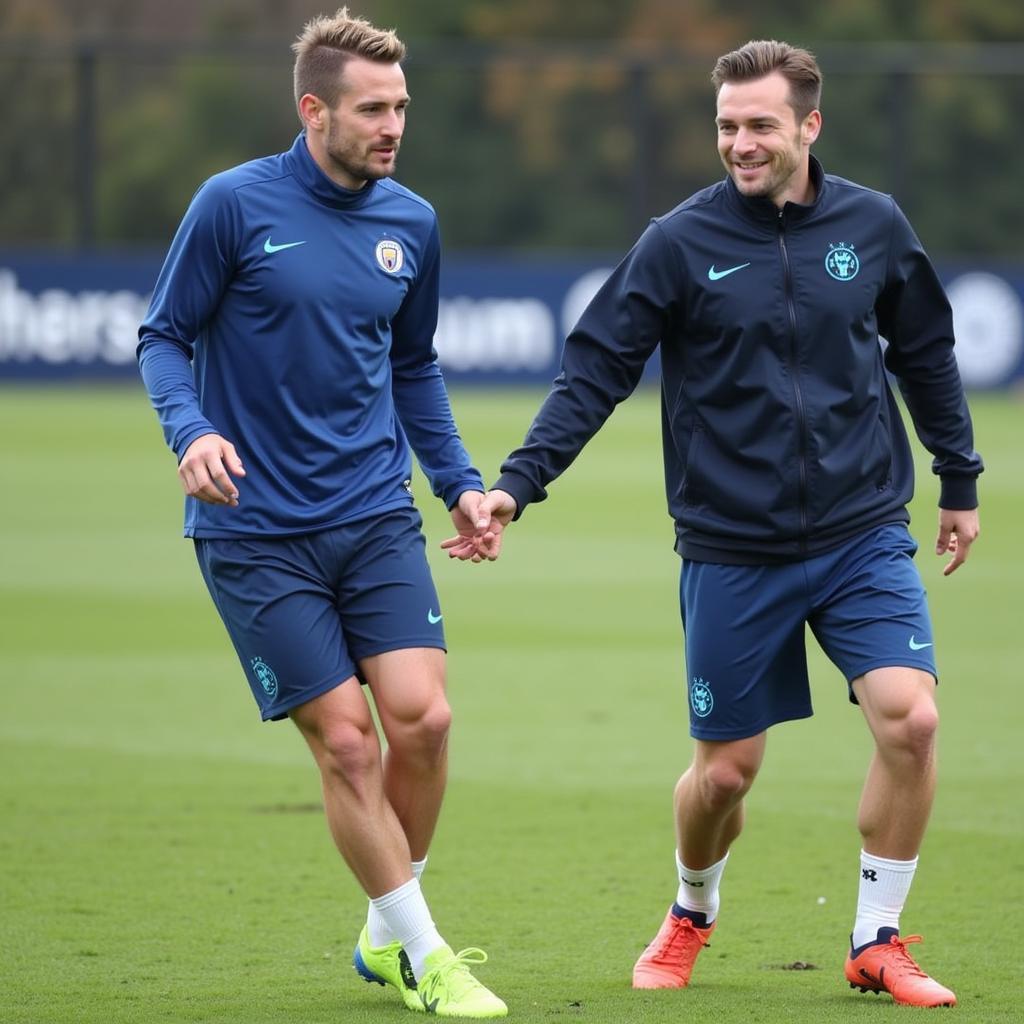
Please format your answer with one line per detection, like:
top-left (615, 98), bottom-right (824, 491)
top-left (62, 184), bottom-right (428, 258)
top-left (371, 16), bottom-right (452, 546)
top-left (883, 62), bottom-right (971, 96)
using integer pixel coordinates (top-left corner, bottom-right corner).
top-left (825, 242), bottom-right (859, 281)
top-left (690, 677), bottom-right (714, 718)
top-left (375, 238), bottom-right (404, 274)
top-left (250, 656), bottom-right (279, 698)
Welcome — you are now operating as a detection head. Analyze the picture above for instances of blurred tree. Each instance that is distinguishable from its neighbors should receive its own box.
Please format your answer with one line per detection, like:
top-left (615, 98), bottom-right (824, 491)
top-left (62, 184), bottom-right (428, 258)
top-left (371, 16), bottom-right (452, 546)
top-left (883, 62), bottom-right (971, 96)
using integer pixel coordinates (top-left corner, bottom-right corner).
top-left (95, 55), bottom-right (294, 242)
top-left (908, 73), bottom-right (1024, 253)
top-left (1, 0), bottom-right (1022, 254)
top-left (0, 1), bottom-right (77, 245)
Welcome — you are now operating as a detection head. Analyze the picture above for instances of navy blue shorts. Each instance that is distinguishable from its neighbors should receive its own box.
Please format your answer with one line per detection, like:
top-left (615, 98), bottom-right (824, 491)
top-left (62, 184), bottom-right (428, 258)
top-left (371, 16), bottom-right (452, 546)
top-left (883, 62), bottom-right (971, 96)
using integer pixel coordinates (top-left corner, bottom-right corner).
top-left (680, 523), bottom-right (937, 741)
top-left (194, 506), bottom-right (445, 721)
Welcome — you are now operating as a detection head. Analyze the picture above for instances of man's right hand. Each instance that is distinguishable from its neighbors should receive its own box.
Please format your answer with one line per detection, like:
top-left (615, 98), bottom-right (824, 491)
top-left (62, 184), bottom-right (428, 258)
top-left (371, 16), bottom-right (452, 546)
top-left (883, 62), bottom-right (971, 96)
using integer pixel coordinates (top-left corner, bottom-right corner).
top-left (178, 433), bottom-right (246, 506)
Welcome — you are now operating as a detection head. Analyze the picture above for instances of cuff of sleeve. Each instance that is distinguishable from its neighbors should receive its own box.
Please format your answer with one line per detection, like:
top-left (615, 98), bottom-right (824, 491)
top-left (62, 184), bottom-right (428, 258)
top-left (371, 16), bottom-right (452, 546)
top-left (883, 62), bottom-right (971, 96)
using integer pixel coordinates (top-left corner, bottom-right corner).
top-left (939, 475), bottom-right (978, 511)
top-left (173, 425), bottom-right (220, 463)
top-left (492, 471), bottom-right (543, 521)
top-left (444, 478), bottom-right (485, 511)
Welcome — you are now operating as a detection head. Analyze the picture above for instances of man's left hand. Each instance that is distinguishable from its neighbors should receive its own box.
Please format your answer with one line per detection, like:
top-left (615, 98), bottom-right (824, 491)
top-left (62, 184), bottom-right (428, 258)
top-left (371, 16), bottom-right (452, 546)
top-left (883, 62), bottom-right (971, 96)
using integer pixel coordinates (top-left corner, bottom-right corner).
top-left (936, 507), bottom-right (980, 576)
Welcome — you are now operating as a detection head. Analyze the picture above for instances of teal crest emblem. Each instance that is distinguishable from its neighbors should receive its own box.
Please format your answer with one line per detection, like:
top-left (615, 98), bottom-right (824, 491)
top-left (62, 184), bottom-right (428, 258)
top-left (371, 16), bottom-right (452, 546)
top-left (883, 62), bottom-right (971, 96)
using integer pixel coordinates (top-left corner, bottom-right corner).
top-left (825, 243), bottom-right (859, 281)
top-left (250, 656), bottom-right (279, 698)
top-left (690, 677), bottom-right (714, 718)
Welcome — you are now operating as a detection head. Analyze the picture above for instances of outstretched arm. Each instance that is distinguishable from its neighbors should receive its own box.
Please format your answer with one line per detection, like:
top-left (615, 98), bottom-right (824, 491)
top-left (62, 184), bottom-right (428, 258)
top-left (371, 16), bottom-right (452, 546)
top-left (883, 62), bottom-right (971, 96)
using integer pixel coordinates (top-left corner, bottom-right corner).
top-left (390, 221), bottom-right (486, 509)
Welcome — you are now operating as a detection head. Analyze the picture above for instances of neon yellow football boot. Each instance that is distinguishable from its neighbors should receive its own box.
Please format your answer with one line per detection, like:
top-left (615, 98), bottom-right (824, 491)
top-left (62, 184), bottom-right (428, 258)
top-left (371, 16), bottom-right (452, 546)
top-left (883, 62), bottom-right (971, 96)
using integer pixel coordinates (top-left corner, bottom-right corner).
top-left (413, 945), bottom-right (508, 1018)
top-left (353, 926), bottom-right (420, 1009)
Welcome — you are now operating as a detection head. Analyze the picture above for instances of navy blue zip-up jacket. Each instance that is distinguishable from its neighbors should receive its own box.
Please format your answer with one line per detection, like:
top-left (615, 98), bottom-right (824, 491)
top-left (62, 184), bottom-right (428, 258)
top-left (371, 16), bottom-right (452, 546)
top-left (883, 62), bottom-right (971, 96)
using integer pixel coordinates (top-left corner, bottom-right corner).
top-left (494, 158), bottom-right (982, 564)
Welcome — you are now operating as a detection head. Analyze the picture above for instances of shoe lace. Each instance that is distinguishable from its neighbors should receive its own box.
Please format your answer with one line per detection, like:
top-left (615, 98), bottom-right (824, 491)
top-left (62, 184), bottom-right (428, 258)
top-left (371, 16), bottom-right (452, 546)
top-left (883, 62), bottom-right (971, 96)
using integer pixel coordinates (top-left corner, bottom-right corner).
top-left (656, 918), bottom-right (711, 968)
top-left (882, 934), bottom-right (929, 978)
top-left (422, 947), bottom-right (490, 1002)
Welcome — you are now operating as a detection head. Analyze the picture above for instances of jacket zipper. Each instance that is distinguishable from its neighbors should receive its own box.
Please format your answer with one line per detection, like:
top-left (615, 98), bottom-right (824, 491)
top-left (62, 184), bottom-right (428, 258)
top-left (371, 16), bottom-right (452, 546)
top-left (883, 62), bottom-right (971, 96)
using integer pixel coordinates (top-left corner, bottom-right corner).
top-left (778, 211), bottom-right (809, 551)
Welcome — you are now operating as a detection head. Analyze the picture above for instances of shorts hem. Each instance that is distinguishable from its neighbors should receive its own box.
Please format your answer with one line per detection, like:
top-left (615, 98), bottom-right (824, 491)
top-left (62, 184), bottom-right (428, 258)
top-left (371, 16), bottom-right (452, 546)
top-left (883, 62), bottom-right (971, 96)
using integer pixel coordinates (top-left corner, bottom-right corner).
top-left (844, 657), bottom-right (937, 684)
top-left (843, 658), bottom-right (938, 705)
top-left (690, 707), bottom-right (813, 741)
top-left (260, 672), bottom-right (356, 722)
top-left (349, 638), bottom-right (448, 662)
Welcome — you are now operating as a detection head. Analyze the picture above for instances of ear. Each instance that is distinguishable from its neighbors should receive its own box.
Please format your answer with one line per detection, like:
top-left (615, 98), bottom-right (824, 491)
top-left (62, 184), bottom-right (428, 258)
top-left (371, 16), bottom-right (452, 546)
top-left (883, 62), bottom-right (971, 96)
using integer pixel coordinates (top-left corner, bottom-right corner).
top-left (298, 93), bottom-right (327, 131)
top-left (802, 109), bottom-right (822, 146)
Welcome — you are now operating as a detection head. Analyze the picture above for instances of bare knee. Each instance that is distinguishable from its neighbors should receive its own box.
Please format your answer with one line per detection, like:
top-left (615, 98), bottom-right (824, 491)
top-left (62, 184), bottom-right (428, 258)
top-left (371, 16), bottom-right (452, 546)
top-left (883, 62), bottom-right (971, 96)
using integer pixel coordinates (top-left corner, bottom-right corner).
top-left (703, 760), bottom-right (756, 806)
top-left (317, 719), bottom-right (381, 790)
top-left (857, 669), bottom-right (940, 769)
top-left (423, 696), bottom-right (453, 745)
top-left (687, 747), bottom-right (761, 812)
top-left (387, 694), bottom-right (452, 763)
top-left (878, 699), bottom-right (939, 764)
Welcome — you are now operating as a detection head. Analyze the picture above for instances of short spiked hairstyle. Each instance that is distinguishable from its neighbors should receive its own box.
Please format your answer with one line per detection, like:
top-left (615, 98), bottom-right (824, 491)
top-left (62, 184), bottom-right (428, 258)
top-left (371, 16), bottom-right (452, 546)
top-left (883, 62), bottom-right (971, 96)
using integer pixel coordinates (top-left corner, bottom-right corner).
top-left (292, 7), bottom-right (406, 114)
top-left (711, 40), bottom-right (822, 121)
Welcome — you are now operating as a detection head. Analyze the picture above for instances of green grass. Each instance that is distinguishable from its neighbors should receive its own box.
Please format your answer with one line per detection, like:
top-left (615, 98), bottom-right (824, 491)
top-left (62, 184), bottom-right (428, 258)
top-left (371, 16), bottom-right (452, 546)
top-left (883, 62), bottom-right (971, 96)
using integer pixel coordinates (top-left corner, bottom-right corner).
top-left (1, 385), bottom-right (1021, 1023)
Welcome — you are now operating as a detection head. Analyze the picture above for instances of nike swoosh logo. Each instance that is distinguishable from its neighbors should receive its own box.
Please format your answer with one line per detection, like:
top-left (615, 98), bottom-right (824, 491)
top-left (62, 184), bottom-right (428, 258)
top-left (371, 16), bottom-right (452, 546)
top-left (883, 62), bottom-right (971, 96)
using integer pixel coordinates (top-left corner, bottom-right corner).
top-left (427, 610), bottom-right (443, 624)
top-left (708, 262), bottom-right (751, 281)
top-left (263, 237), bottom-right (307, 254)
top-left (908, 636), bottom-right (933, 651)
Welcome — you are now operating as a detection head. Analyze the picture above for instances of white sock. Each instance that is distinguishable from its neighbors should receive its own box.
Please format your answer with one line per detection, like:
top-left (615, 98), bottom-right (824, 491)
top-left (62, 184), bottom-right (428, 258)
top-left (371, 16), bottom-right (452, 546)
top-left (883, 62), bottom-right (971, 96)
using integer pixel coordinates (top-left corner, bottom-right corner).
top-left (367, 857), bottom-right (429, 947)
top-left (675, 850), bottom-right (729, 924)
top-left (852, 849), bottom-right (918, 948)
top-left (369, 877), bottom-right (445, 979)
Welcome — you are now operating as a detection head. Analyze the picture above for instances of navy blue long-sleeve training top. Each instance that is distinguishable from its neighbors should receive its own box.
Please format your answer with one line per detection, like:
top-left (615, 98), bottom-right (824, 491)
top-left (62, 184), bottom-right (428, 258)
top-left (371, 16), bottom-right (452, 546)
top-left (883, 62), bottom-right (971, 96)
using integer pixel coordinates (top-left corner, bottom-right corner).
top-left (138, 133), bottom-right (483, 538)
top-left (495, 158), bottom-right (983, 564)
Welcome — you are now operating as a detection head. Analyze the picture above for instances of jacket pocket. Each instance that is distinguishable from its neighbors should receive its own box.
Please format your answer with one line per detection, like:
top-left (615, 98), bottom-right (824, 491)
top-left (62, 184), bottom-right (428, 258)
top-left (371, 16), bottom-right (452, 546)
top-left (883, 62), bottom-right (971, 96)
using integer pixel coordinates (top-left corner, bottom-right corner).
top-left (682, 422), bottom-right (705, 506)
top-left (870, 412), bottom-right (894, 493)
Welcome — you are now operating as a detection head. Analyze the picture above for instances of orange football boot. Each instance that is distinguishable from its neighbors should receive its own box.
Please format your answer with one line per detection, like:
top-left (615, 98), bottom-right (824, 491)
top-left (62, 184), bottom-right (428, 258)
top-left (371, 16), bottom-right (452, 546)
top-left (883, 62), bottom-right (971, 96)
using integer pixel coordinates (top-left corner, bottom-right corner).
top-left (632, 909), bottom-right (715, 989)
top-left (845, 929), bottom-right (956, 1007)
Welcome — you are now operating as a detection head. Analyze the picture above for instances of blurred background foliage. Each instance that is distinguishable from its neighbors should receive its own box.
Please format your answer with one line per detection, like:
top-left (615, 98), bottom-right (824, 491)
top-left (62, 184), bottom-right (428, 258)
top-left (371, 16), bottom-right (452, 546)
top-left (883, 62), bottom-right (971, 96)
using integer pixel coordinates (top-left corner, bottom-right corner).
top-left (2, 0), bottom-right (1022, 256)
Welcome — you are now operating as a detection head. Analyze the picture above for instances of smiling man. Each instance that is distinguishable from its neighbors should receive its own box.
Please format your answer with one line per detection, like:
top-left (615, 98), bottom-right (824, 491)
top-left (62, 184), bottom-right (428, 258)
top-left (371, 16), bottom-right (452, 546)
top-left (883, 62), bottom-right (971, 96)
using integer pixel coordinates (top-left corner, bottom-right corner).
top-left (137, 7), bottom-right (505, 1018)
top-left (716, 62), bottom-right (820, 205)
top-left (464, 40), bottom-right (982, 1009)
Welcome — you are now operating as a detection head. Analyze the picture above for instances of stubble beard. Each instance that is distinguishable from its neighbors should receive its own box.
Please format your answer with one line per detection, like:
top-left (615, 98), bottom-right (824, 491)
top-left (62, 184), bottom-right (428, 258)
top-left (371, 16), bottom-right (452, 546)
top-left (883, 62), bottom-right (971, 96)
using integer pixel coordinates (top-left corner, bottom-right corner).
top-left (730, 135), bottom-right (802, 204)
top-left (325, 125), bottom-right (399, 188)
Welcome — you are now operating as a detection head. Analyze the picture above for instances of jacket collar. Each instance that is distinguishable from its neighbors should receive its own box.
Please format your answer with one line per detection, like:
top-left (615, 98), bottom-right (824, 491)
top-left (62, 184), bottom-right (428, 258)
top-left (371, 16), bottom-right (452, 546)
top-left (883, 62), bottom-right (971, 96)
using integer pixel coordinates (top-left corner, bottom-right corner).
top-left (284, 132), bottom-right (379, 209)
top-left (725, 154), bottom-right (827, 224)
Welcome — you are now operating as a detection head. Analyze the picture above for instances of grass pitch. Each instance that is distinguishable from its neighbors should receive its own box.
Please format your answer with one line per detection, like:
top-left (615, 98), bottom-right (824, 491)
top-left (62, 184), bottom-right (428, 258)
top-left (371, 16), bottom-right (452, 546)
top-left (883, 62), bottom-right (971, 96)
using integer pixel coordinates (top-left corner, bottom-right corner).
top-left (1, 385), bottom-right (1021, 1023)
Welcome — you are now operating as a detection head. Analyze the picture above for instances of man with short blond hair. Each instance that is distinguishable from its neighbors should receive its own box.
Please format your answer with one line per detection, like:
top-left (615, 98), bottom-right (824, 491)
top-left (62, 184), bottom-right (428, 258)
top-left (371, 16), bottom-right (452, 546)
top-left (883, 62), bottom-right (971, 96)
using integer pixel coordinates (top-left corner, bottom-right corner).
top-left (138, 7), bottom-right (506, 1018)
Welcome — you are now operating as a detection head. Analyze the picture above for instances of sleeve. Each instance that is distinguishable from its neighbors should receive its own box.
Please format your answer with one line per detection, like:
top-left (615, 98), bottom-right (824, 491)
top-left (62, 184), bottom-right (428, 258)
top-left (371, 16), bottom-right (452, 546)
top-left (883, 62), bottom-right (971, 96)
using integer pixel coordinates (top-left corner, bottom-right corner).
top-left (876, 200), bottom-right (984, 509)
top-left (389, 218), bottom-right (485, 509)
top-left (493, 220), bottom-right (680, 518)
top-left (136, 178), bottom-right (240, 460)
